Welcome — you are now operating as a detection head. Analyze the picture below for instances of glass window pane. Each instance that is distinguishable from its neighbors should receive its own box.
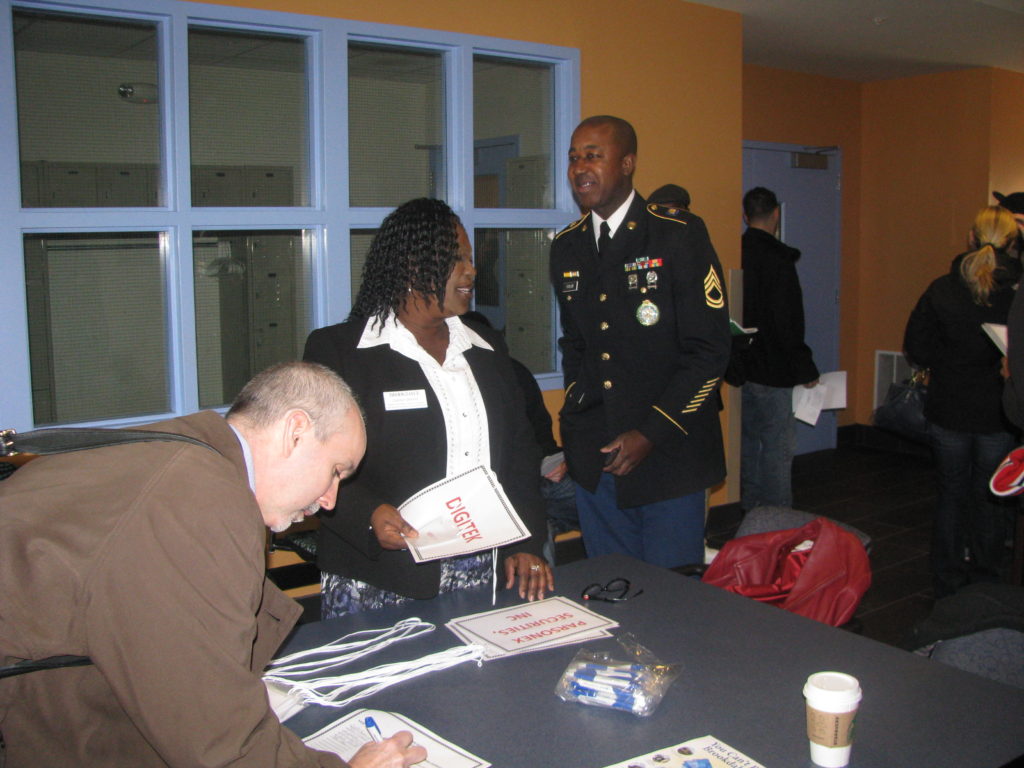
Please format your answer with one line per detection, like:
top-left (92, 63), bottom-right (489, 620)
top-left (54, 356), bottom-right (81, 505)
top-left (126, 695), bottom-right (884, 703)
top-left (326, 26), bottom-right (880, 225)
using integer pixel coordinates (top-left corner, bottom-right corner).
top-left (189, 28), bottom-right (309, 207)
top-left (194, 230), bottom-right (312, 408)
top-left (349, 43), bottom-right (445, 207)
top-left (24, 232), bottom-right (168, 424)
top-left (349, 229), bottom-right (378, 305)
top-left (473, 229), bottom-right (556, 373)
top-left (14, 10), bottom-right (160, 208)
top-left (473, 56), bottom-right (553, 209)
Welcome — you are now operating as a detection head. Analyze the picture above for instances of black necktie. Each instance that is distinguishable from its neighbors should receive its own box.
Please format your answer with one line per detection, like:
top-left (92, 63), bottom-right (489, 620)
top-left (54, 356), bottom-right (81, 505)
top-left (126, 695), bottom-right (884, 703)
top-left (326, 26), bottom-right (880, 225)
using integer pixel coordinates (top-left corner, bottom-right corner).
top-left (598, 221), bottom-right (611, 256)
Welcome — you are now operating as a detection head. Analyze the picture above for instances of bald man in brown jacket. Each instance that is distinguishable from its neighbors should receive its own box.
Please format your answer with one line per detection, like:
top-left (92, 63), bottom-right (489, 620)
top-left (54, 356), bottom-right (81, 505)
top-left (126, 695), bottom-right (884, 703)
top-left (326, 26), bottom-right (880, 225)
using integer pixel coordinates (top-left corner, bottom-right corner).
top-left (0, 362), bottom-right (424, 768)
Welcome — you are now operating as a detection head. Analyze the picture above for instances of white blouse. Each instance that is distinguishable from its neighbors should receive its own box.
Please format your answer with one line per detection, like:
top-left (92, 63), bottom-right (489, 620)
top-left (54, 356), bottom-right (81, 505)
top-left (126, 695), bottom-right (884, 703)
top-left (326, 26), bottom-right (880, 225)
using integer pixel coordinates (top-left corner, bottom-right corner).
top-left (357, 314), bottom-right (493, 477)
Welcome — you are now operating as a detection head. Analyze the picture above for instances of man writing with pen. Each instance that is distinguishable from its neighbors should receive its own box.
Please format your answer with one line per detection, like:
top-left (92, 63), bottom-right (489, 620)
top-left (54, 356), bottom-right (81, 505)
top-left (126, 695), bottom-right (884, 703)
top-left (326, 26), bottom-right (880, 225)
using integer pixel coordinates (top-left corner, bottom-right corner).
top-left (0, 362), bottom-right (425, 767)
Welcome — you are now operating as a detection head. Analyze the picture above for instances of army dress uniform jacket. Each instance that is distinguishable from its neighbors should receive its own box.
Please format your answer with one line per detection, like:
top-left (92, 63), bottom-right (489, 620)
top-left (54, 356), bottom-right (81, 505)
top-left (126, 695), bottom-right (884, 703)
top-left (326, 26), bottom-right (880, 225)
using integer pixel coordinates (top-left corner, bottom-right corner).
top-left (550, 194), bottom-right (731, 508)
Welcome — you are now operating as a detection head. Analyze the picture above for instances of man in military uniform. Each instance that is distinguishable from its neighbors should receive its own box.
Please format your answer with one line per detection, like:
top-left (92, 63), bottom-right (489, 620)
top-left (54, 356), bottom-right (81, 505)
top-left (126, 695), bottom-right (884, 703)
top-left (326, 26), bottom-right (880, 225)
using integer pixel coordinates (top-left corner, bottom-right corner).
top-left (549, 115), bottom-right (731, 568)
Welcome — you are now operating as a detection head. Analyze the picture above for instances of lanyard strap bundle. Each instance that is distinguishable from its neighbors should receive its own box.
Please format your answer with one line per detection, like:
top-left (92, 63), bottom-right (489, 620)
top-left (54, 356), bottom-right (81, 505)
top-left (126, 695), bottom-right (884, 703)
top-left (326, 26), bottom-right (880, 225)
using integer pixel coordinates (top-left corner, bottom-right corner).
top-left (263, 618), bottom-right (484, 709)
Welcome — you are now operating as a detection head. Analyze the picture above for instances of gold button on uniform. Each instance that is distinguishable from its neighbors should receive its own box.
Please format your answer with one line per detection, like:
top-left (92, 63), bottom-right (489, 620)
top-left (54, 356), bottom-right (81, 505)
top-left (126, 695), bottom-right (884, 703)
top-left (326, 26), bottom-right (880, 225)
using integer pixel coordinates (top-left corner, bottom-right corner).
top-left (603, 380), bottom-right (613, 389)
top-left (599, 293), bottom-right (607, 302)
top-left (600, 322), bottom-right (609, 330)
top-left (600, 352), bottom-right (610, 360)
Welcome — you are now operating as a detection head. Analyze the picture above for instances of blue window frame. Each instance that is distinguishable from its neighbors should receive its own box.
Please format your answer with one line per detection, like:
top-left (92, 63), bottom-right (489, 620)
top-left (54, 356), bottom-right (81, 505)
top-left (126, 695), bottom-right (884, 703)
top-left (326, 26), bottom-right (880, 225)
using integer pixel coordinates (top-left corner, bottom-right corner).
top-left (0, 0), bottom-right (579, 429)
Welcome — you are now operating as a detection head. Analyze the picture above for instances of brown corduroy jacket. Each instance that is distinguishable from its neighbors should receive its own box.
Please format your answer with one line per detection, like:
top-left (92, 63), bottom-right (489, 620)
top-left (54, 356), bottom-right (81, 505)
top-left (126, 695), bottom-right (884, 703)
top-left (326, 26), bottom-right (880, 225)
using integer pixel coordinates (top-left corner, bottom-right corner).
top-left (0, 411), bottom-right (345, 767)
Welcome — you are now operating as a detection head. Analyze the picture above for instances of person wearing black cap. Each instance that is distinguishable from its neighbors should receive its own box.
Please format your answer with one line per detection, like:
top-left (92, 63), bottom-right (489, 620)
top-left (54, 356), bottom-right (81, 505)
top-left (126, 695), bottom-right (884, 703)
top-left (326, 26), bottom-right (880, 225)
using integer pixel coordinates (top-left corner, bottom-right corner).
top-left (994, 191), bottom-right (1024, 261)
top-left (993, 190), bottom-right (1024, 239)
top-left (996, 190), bottom-right (1024, 429)
top-left (648, 183), bottom-right (691, 212)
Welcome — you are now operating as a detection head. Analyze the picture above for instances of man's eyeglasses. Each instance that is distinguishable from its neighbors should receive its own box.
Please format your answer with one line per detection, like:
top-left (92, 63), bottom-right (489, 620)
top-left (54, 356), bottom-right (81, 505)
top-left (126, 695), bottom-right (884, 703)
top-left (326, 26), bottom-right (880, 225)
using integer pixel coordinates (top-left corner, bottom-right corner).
top-left (581, 577), bottom-right (644, 603)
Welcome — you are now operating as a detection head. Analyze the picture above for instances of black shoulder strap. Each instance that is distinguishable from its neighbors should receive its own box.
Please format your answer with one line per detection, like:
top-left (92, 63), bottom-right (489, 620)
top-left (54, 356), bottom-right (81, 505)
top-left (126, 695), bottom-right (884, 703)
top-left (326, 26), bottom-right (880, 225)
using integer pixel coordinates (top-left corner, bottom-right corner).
top-left (0, 655), bottom-right (94, 680)
top-left (1, 427), bottom-right (217, 458)
top-left (0, 426), bottom-right (220, 678)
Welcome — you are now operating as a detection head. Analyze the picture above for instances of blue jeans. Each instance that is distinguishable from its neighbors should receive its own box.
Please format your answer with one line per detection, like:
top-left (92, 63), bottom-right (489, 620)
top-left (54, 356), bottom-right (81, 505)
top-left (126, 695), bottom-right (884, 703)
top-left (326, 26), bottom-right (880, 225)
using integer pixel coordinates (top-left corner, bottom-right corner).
top-left (741, 381), bottom-right (796, 510)
top-left (928, 422), bottom-right (1016, 598)
top-left (541, 474), bottom-right (579, 566)
top-left (574, 473), bottom-right (705, 568)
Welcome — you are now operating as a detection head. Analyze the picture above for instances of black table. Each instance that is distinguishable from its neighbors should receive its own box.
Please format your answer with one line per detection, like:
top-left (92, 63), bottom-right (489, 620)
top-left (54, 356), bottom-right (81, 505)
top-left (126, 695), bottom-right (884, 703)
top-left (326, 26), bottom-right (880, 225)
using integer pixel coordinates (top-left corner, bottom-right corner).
top-left (280, 554), bottom-right (1024, 767)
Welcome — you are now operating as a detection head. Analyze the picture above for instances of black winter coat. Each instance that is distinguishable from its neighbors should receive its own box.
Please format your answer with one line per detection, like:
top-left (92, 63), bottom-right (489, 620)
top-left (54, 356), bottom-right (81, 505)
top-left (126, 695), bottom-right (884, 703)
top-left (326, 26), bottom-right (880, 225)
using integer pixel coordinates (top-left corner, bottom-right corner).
top-left (741, 227), bottom-right (819, 387)
top-left (904, 252), bottom-right (1020, 434)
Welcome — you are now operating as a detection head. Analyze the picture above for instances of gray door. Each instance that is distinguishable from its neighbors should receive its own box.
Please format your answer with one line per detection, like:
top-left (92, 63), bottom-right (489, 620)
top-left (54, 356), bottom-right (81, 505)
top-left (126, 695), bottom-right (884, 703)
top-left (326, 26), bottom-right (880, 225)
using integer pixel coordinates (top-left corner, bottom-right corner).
top-left (742, 141), bottom-right (842, 454)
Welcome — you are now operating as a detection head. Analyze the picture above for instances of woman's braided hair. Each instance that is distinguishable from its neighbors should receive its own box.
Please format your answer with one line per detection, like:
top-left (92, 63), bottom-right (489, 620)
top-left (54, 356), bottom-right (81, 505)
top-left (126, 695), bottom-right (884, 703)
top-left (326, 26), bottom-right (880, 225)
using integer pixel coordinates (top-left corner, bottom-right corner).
top-left (350, 198), bottom-right (461, 328)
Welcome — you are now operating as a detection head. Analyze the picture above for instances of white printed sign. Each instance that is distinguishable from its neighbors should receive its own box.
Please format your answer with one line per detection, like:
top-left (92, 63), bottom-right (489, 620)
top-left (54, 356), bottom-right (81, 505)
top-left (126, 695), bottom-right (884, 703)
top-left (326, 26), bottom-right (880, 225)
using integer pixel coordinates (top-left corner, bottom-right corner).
top-left (400, 465), bottom-right (530, 563)
top-left (446, 596), bottom-right (618, 658)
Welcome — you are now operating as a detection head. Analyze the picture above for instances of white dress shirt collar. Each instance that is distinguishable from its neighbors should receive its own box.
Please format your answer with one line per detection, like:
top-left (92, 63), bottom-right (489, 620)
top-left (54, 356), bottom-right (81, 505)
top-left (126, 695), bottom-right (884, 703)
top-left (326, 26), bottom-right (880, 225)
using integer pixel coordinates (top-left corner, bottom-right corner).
top-left (356, 312), bottom-right (492, 476)
top-left (591, 189), bottom-right (636, 246)
top-left (356, 313), bottom-right (493, 357)
top-left (228, 423), bottom-right (256, 492)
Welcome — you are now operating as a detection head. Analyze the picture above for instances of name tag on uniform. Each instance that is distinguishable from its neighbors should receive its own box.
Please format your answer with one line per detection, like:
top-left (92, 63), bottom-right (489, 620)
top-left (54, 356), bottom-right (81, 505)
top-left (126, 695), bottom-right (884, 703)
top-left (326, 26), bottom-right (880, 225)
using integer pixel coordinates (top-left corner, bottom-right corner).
top-left (383, 389), bottom-right (428, 410)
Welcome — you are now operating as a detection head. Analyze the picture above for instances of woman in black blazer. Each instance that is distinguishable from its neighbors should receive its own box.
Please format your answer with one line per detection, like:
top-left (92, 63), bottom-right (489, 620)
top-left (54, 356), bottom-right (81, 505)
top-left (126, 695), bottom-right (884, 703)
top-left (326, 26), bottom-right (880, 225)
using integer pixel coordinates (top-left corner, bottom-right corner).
top-left (304, 198), bottom-right (553, 618)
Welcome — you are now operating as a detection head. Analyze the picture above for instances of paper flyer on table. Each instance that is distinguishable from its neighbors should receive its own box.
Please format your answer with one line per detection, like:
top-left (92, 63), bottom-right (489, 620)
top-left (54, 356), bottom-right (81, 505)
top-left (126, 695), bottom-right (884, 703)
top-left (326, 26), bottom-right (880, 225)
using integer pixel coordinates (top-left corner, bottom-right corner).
top-left (600, 734), bottom-right (765, 768)
top-left (448, 621), bottom-right (613, 659)
top-left (793, 370), bottom-right (847, 426)
top-left (446, 596), bottom-right (618, 658)
top-left (399, 465), bottom-right (530, 563)
top-left (303, 708), bottom-right (490, 768)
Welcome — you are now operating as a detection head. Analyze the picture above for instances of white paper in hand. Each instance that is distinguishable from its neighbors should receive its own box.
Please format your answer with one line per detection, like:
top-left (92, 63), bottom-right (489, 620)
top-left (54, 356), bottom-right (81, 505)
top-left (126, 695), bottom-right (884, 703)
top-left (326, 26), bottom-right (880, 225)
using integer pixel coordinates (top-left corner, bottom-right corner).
top-left (400, 465), bottom-right (530, 563)
top-left (983, 322), bottom-right (1008, 355)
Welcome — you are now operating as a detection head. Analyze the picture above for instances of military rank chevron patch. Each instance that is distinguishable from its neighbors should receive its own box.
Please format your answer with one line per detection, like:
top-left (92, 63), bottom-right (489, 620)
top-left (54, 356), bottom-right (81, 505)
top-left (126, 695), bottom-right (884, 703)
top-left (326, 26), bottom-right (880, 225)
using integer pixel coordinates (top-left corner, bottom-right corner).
top-left (704, 266), bottom-right (724, 309)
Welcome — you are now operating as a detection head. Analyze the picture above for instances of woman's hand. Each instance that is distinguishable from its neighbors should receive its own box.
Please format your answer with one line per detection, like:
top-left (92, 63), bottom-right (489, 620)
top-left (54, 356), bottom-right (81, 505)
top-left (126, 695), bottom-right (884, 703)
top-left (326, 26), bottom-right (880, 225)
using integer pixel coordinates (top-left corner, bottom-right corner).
top-left (503, 553), bottom-right (554, 601)
top-left (370, 504), bottom-right (418, 550)
top-left (348, 731), bottom-right (426, 768)
top-left (543, 460), bottom-right (568, 483)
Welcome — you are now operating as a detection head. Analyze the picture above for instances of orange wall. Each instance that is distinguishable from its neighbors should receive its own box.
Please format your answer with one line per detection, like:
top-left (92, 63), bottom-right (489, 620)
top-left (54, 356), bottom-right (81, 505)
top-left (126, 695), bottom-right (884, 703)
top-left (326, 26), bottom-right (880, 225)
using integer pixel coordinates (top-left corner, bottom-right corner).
top-left (860, 69), bottom-right (994, 422)
top-left (989, 69), bottom-right (1024, 197)
top-left (742, 65), bottom-right (862, 423)
top-left (200, 0), bottom-right (745, 502)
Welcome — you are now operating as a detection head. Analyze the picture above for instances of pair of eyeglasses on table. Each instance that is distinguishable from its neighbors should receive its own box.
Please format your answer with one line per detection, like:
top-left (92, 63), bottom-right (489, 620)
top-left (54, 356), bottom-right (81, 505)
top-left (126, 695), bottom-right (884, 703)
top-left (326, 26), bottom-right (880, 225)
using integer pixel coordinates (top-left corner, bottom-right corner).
top-left (580, 577), bottom-right (644, 603)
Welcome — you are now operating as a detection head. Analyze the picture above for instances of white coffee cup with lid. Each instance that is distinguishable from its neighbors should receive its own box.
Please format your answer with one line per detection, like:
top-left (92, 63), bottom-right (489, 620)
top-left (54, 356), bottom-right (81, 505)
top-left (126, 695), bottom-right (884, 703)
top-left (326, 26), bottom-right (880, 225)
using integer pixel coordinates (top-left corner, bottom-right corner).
top-left (803, 671), bottom-right (862, 768)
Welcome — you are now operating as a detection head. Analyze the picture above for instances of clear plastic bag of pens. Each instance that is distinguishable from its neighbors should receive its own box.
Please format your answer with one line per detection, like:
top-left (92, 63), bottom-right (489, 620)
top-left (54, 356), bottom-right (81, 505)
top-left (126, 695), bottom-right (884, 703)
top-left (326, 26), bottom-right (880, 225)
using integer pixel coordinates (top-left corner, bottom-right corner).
top-left (554, 633), bottom-right (680, 716)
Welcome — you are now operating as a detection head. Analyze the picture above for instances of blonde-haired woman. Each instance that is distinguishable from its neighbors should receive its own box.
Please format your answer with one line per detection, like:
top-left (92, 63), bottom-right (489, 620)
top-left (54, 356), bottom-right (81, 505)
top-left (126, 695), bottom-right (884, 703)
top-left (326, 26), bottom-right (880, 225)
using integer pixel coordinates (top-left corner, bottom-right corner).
top-left (905, 205), bottom-right (1020, 598)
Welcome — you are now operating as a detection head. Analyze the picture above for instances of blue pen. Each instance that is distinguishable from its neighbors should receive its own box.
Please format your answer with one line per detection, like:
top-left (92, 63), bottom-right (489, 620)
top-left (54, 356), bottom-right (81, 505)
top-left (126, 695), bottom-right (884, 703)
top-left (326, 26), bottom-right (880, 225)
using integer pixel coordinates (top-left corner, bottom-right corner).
top-left (364, 716), bottom-right (383, 743)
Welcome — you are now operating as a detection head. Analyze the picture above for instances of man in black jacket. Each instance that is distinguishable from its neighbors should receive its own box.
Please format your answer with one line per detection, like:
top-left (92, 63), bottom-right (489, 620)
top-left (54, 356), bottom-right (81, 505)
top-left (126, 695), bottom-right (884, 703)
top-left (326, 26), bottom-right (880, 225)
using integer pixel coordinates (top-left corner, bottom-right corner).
top-left (549, 115), bottom-right (730, 568)
top-left (740, 186), bottom-right (819, 511)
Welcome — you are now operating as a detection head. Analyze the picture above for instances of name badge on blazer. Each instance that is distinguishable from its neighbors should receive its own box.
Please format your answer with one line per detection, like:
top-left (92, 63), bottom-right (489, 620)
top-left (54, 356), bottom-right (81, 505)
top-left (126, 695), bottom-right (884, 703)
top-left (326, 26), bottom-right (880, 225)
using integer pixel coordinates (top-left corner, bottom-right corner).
top-left (383, 389), bottom-right (428, 410)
